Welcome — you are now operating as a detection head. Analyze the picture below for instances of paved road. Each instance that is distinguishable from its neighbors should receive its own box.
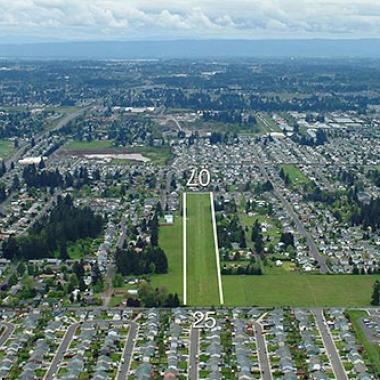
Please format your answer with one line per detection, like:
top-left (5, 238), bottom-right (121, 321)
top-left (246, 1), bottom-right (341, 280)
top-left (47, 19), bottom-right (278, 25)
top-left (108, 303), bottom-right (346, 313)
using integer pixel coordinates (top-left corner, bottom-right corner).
top-left (5, 106), bottom-right (91, 169)
top-left (254, 321), bottom-right (272, 380)
top-left (44, 322), bottom-right (79, 380)
top-left (168, 115), bottom-right (183, 132)
top-left (0, 106), bottom-right (92, 216)
top-left (101, 214), bottom-right (127, 307)
top-left (313, 309), bottom-right (348, 380)
top-left (117, 321), bottom-right (138, 380)
top-left (255, 152), bottom-right (329, 273)
top-left (188, 327), bottom-right (199, 380)
top-left (0, 323), bottom-right (15, 347)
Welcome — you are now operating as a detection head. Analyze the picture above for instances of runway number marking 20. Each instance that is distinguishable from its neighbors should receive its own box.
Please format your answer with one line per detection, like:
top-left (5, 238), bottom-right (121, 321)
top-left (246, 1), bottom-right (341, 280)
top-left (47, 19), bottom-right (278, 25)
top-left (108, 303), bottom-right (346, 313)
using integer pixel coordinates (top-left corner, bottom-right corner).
top-left (186, 168), bottom-right (211, 188)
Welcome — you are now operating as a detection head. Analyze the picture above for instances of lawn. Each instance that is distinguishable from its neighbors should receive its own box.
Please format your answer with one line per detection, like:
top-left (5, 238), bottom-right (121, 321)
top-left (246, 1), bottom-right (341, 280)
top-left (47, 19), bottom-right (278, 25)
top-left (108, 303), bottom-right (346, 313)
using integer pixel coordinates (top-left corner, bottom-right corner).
top-left (347, 310), bottom-right (380, 375)
top-left (65, 140), bottom-right (114, 152)
top-left (280, 164), bottom-right (311, 187)
top-left (222, 273), bottom-right (380, 307)
top-left (187, 193), bottom-right (220, 306)
top-left (53, 237), bottom-right (101, 260)
top-left (150, 216), bottom-right (183, 299)
top-left (0, 140), bottom-right (15, 159)
top-left (127, 146), bottom-right (172, 165)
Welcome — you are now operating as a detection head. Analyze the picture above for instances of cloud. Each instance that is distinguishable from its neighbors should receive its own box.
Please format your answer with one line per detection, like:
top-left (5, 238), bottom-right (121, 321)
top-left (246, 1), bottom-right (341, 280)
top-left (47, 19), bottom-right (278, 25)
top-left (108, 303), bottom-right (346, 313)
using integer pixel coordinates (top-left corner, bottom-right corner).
top-left (0, 0), bottom-right (379, 42)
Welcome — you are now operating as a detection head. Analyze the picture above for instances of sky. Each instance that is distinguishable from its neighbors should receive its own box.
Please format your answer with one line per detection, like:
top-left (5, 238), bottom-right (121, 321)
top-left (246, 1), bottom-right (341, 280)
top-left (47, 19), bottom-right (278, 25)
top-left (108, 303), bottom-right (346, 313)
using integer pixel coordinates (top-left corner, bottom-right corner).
top-left (0, 0), bottom-right (380, 43)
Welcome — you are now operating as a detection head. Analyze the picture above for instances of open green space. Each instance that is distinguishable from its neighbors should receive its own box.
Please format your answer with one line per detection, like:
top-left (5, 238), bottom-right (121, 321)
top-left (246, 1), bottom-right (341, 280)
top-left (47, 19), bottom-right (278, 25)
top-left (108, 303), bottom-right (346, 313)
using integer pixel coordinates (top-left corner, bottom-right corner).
top-left (280, 164), bottom-right (311, 187)
top-left (256, 113), bottom-right (282, 133)
top-left (223, 273), bottom-right (380, 307)
top-left (65, 140), bottom-right (172, 165)
top-left (127, 146), bottom-right (172, 165)
top-left (0, 140), bottom-right (15, 159)
top-left (65, 140), bottom-right (114, 151)
top-left (347, 310), bottom-right (380, 375)
top-left (150, 215), bottom-right (183, 299)
top-left (187, 193), bottom-right (220, 306)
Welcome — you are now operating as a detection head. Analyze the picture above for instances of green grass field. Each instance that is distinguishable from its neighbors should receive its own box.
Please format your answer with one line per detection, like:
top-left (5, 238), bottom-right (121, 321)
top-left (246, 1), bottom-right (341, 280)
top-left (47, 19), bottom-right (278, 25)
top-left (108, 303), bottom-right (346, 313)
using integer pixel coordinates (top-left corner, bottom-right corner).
top-left (127, 146), bottom-right (172, 165)
top-left (347, 310), bottom-right (380, 375)
top-left (187, 193), bottom-right (220, 306)
top-left (223, 273), bottom-right (380, 307)
top-left (280, 164), bottom-right (311, 187)
top-left (150, 216), bottom-right (183, 299)
top-left (0, 140), bottom-right (14, 159)
top-left (65, 140), bottom-right (113, 151)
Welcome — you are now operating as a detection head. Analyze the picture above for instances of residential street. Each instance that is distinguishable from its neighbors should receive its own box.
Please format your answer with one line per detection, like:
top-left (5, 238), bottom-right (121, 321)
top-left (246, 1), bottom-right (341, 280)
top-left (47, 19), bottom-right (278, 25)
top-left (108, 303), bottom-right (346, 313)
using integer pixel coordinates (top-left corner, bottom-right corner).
top-left (188, 327), bottom-right (199, 380)
top-left (0, 322), bottom-right (15, 347)
top-left (254, 321), bottom-right (272, 380)
top-left (255, 153), bottom-right (329, 273)
top-left (313, 309), bottom-right (348, 380)
top-left (44, 322), bottom-right (79, 380)
top-left (116, 321), bottom-right (138, 380)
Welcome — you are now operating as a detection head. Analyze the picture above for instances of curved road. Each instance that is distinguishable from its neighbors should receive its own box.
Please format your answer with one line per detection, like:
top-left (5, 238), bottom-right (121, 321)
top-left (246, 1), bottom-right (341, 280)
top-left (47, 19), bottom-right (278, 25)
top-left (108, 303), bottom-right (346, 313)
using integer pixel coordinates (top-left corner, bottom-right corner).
top-left (44, 322), bottom-right (80, 380)
top-left (0, 322), bottom-right (15, 347)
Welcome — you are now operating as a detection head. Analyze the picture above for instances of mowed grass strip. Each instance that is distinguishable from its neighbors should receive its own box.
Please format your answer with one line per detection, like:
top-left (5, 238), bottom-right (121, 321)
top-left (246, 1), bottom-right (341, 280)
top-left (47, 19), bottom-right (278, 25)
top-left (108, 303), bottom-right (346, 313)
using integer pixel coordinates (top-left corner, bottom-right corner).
top-left (223, 274), bottom-right (380, 307)
top-left (151, 216), bottom-right (183, 300)
top-left (187, 193), bottom-right (220, 306)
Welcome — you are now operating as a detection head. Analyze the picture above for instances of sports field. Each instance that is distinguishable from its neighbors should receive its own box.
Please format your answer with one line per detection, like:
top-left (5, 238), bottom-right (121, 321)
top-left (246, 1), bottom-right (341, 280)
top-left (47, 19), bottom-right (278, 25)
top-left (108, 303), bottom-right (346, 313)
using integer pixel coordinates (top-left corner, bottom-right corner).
top-left (151, 216), bottom-right (183, 299)
top-left (223, 273), bottom-right (380, 307)
top-left (186, 193), bottom-right (220, 306)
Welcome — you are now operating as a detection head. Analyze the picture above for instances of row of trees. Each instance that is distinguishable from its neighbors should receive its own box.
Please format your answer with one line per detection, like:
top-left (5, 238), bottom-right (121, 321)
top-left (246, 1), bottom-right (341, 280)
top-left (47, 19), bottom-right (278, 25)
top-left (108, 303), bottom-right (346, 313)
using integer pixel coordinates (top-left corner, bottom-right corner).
top-left (221, 263), bottom-right (262, 275)
top-left (22, 163), bottom-right (102, 190)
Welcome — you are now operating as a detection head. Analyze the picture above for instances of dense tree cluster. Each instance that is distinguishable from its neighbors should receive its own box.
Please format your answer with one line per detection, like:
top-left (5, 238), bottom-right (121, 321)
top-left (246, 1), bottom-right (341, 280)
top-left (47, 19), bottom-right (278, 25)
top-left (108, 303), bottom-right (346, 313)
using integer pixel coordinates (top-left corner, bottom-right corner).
top-left (351, 198), bottom-right (380, 230)
top-left (2, 195), bottom-right (104, 260)
top-left (217, 214), bottom-right (246, 250)
top-left (23, 163), bottom-right (63, 189)
top-left (115, 245), bottom-right (168, 276)
top-left (138, 282), bottom-right (180, 308)
top-left (280, 232), bottom-right (295, 248)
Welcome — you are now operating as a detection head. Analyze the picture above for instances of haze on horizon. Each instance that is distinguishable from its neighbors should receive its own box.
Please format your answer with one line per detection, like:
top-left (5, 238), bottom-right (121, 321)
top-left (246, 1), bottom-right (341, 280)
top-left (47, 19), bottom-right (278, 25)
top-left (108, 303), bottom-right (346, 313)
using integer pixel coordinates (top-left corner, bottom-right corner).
top-left (0, 0), bottom-right (380, 44)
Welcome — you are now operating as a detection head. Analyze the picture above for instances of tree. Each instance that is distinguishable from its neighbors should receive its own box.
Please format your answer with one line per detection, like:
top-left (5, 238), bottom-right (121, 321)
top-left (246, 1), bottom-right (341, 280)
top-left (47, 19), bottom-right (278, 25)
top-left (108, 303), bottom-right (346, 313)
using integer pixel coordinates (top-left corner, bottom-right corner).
top-left (371, 281), bottom-right (380, 306)
top-left (239, 229), bottom-right (246, 248)
top-left (252, 220), bottom-right (264, 255)
top-left (16, 262), bottom-right (26, 277)
top-left (280, 232), bottom-right (295, 248)
top-left (112, 273), bottom-right (124, 288)
top-left (59, 242), bottom-right (70, 260)
top-left (73, 261), bottom-right (85, 280)
top-left (8, 273), bottom-right (18, 286)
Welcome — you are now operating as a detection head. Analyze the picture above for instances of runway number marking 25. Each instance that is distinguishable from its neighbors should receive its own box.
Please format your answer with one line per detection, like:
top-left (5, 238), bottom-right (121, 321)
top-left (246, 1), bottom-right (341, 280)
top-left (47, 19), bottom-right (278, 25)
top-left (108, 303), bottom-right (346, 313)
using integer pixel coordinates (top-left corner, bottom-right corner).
top-left (193, 311), bottom-right (216, 329)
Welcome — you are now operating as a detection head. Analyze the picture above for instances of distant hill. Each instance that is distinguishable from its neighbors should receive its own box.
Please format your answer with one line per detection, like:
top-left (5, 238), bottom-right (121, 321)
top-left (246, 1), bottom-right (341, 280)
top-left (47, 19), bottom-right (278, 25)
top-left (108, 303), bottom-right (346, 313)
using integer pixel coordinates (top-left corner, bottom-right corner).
top-left (0, 39), bottom-right (379, 59)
